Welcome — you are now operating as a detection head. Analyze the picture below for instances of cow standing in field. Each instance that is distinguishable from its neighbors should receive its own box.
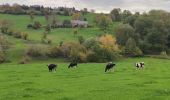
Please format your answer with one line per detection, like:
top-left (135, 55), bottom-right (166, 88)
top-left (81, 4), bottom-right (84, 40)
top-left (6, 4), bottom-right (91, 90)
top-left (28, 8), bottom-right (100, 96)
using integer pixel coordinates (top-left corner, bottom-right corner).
top-left (135, 62), bottom-right (144, 70)
top-left (105, 62), bottom-right (116, 72)
top-left (47, 64), bottom-right (57, 72)
top-left (68, 62), bottom-right (78, 68)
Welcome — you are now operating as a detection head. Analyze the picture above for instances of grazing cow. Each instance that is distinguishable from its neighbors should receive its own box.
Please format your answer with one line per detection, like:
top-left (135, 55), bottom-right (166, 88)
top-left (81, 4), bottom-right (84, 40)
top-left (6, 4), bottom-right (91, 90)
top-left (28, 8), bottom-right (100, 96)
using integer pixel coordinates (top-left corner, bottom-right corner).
top-left (105, 62), bottom-right (116, 72)
top-left (135, 62), bottom-right (144, 70)
top-left (68, 62), bottom-right (77, 68)
top-left (47, 64), bottom-right (57, 72)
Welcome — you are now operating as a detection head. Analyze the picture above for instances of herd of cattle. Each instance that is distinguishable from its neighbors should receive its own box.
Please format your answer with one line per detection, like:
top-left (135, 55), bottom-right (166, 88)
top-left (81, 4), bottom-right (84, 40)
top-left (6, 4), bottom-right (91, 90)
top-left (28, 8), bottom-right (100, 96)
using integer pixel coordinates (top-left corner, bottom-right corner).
top-left (47, 62), bottom-right (145, 72)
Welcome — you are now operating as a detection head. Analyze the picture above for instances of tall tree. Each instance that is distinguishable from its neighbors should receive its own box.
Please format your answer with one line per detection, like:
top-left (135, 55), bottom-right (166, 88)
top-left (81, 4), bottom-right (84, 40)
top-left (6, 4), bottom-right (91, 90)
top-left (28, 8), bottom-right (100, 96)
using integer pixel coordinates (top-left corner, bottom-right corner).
top-left (110, 8), bottom-right (121, 21)
top-left (95, 14), bottom-right (112, 31)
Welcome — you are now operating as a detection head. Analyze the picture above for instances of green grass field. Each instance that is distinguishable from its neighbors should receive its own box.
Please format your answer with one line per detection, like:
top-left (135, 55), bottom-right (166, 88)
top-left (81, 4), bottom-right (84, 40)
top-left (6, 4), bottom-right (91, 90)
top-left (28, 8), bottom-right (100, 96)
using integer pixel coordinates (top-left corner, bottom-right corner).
top-left (0, 13), bottom-right (119, 61)
top-left (1, 13), bottom-right (170, 100)
top-left (1, 58), bottom-right (170, 100)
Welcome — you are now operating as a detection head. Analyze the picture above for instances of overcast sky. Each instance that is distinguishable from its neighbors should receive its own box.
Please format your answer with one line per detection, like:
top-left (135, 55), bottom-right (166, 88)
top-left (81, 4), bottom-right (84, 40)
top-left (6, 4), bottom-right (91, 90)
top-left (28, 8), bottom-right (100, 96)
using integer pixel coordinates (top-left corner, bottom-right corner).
top-left (0, 0), bottom-right (170, 13)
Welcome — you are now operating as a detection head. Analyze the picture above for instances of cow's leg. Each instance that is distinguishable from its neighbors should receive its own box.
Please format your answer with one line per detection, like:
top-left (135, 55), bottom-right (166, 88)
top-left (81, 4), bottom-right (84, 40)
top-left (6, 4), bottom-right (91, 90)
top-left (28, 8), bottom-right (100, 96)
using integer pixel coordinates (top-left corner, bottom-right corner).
top-left (105, 68), bottom-right (108, 72)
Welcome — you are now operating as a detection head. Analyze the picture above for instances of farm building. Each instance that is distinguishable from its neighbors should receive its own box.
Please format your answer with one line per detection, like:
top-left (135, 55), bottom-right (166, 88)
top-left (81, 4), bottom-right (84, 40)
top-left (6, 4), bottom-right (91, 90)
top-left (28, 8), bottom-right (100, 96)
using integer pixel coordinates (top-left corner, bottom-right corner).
top-left (71, 20), bottom-right (88, 28)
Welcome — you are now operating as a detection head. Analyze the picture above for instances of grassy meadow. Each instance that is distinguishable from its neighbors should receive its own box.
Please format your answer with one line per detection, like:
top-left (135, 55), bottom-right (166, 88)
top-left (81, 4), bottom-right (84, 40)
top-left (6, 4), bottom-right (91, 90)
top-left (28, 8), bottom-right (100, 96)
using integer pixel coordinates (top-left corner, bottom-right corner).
top-left (0, 58), bottom-right (170, 100)
top-left (1, 12), bottom-right (170, 100)
top-left (0, 13), bottom-right (118, 61)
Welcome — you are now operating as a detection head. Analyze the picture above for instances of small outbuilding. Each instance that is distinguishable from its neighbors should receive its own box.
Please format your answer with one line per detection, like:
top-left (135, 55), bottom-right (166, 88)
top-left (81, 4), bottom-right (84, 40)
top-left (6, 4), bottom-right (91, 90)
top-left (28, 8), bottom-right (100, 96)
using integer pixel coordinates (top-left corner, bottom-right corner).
top-left (71, 20), bottom-right (88, 28)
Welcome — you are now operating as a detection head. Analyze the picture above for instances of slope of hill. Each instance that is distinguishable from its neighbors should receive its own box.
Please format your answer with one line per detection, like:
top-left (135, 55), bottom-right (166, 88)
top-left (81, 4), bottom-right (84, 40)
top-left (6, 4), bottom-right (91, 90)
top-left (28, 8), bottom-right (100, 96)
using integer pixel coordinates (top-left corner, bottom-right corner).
top-left (0, 13), bottom-right (119, 62)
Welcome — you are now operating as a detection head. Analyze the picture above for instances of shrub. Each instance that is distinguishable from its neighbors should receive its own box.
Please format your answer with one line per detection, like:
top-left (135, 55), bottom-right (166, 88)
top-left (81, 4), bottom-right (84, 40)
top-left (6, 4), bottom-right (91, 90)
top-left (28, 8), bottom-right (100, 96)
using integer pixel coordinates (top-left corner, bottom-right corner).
top-left (78, 36), bottom-right (85, 44)
top-left (47, 39), bottom-right (52, 44)
top-left (0, 49), bottom-right (5, 63)
top-left (6, 29), bottom-right (14, 35)
top-left (27, 24), bottom-right (33, 29)
top-left (47, 46), bottom-right (63, 58)
top-left (63, 20), bottom-right (72, 28)
top-left (73, 29), bottom-right (78, 36)
top-left (83, 37), bottom-right (99, 50)
top-left (21, 32), bottom-right (28, 40)
top-left (124, 38), bottom-right (143, 57)
top-left (12, 31), bottom-right (22, 38)
top-left (19, 56), bottom-right (31, 64)
top-left (33, 21), bottom-right (41, 29)
top-left (0, 20), bottom-right (13, 33)
top-left (86, 47), bottom-right (119, 62)
top-left (26, 45), bottom-right (47, 57)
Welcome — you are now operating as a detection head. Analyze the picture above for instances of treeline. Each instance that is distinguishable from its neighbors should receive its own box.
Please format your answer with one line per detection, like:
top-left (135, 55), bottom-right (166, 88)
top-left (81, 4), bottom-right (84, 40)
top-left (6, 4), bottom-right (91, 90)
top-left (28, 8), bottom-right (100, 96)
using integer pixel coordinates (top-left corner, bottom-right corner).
top-left (22, 34), bottom-right (120, 64)
top-left (115, 10), bottom-right (170, 55)
top-left (0, 3), bottom-right (82, 16)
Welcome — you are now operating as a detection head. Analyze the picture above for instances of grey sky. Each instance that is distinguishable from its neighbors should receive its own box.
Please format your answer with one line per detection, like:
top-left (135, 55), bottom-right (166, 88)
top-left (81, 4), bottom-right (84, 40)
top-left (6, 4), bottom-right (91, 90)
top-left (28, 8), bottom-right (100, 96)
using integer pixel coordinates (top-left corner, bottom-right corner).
top-left (0, 0), bottom-right (170, 13)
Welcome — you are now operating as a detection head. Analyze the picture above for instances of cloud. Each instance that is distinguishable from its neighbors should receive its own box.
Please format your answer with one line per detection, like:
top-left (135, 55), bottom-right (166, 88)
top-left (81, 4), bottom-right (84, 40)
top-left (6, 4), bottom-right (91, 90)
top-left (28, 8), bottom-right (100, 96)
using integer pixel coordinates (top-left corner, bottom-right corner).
top-left (0, 0), bottom-right (170, 13)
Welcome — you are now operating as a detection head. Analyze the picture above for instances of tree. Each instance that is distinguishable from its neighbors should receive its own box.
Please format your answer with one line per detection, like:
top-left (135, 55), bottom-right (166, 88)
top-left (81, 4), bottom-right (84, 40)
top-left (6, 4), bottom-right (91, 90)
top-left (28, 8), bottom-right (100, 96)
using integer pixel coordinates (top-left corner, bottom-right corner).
top-left (110, 8), bottom-right (121, 21)
top-left (28, 9), bottom-right (35, 22)
top-left (78, 36), bottom-right (85, 44)
top-left (122, 10), bottom-right (132, 20)
top-left (45, 24), bottom-right (51, 34)
top-left (72, 12), bottom-right (83, 20)
top-left (33, 21), bottom-right (41, 29)
top-left (115, 24), bottom-right (138, 46)
top-left (63, 20), bottom-right (71, 28)
top-left (91, 9), bottom-right (95, 13)
top-left (134, 16), bottom-right (153, 39)
top-left (124, 38), bottom-right (143, 57)
top-left (82, 8), bottom-right (88, 16)
top-left (146, 28), bottom-right (167, 53)
top-left (44, 8), bottom-right (50, 23)
top-left (51, 13), bottom-right (58, 27)
top-left (0, 33), bottom-right (10, 63)
top-left (12, 3), bottom-right (24, 14)
top-left (95, 14), bottom-right (112, 31)
top-left (123, 15), bottom-right (138, 27)
top-left (98, 34), bottom-right (119, 51)
top-left (0, 20), bottom-right (12, 33)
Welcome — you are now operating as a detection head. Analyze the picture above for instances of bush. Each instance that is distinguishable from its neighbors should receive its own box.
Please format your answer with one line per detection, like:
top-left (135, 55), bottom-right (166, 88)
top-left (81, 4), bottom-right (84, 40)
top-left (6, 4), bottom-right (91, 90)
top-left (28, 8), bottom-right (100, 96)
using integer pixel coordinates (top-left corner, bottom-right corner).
top-left (47, 46), bottom-right (63, 58)
top-left (19, 56), bottom-right (31, 64)
top-left (27, 24), bottom-right (33, 29)
top-left (26, 45), bottom-right (47, 57)
top-left (6, 29), bottom-right (14, 35)
top-left (0, 33), bottom-right (10, 50)
top-left (124, 38), bottom-right (143, 57)
top-left (12, 31), bottom-right (22, 38)
top-left (86, 47), bottom-right (119, 62)
top-left (0, 49), bottom-right (5, 63)
top-left (63, 20), bottom-right (72, 28)
top-left (21, 32), bottom-right (28, 40)
top-left (78, 36), bottom-right (85, 44)
top-left (33, 21), bottom-right (41, 29)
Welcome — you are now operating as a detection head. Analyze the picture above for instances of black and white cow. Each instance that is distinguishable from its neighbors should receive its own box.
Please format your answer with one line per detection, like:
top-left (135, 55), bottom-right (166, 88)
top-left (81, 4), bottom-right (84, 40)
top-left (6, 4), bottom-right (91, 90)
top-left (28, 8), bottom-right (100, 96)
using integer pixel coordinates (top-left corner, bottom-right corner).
top-left (135, 62), bottom-right (144, 70)
top-left (47, 64), bottom-right (57, 72)
top-left (105, 62), bottom-right (116, 72)
top-left (68, 62), bottom-right (78, 68)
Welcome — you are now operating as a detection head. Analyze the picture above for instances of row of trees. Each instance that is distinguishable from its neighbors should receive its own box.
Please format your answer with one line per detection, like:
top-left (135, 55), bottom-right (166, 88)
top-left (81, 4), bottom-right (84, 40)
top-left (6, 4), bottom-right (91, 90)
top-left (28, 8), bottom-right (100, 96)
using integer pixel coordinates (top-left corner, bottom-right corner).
top-left (25, 34), bottom-right (120, 63)
top-left (0, 3), bottom-right (93, 16)
top-left (116, 10), bottom-right (170, 55)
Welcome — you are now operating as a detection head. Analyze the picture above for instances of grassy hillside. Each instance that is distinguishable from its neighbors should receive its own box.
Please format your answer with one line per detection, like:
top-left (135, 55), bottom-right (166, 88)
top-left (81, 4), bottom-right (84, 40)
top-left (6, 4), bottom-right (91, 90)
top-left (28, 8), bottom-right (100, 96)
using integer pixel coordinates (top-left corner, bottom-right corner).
top-left (0, 13), bottom-right (119, 62)
top-left (0, 58), bottom-right (170, 100)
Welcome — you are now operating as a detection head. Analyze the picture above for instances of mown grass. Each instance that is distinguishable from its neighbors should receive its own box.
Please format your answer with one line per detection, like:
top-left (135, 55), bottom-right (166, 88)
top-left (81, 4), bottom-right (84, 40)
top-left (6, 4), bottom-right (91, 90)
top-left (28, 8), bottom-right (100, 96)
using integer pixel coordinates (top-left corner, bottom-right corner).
top-left (0, 58), bottom-right (170, 100)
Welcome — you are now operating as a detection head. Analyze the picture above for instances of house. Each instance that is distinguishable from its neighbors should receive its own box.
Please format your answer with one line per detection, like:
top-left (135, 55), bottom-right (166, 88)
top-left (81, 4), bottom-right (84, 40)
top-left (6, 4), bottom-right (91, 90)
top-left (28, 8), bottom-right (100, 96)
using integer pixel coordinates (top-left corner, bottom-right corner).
top-left (71, 20), bottom-right (88, 28)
